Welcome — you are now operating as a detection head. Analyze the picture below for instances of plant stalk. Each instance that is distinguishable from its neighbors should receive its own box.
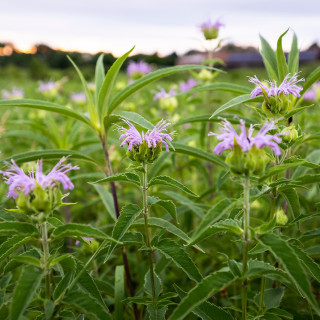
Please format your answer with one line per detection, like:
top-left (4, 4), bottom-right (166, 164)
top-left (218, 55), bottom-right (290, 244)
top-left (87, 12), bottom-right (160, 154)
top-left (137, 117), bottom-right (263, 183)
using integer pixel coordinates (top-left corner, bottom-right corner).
top-left (142, 162), bottom-right (156, 306)
top-left (242, 174), bottom-right (250, 320)
top-left (41, 221), bottom-right (50, 300)
top-left (100, 134), bottom-right (139, 320)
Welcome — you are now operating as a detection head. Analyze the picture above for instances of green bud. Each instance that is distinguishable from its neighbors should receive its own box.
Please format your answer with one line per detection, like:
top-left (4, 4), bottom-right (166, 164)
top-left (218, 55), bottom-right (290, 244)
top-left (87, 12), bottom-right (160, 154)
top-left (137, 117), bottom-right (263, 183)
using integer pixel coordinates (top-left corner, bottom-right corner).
top-left (159, 96), bottom-right (178, 112)
top-left (127, 140), bottom-right (162, 164)
top-left (226, 141), bottom-right (269, 176)
top-left (261, 94), bottom-right (294, 118)
top-left (276, 209), bottom-right (288, 226)
top-left (281, 125), bottom-right (299, 144)
top-left (203, 28), bottom-right (219, 40)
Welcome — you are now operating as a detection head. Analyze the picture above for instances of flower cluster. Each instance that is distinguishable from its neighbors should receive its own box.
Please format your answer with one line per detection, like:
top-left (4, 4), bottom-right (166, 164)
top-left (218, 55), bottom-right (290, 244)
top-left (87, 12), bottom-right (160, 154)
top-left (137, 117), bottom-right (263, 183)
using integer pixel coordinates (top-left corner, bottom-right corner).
top-left (127, 61), bottom-right (151, 80)
top-left (180, 79), bottom-right (198, 93)
top-left (209, 118), bottom-right (282, 156)
top-left (248, 73), bottom-right (304, 99)
top-left (0, 157), bottom-right (79, 199)
top-left (200, 19), bottom-right (224, 40)
top-left (118, 119), bottom-right (175, 153)
top-left (38, 81), bottom-right (58, 93)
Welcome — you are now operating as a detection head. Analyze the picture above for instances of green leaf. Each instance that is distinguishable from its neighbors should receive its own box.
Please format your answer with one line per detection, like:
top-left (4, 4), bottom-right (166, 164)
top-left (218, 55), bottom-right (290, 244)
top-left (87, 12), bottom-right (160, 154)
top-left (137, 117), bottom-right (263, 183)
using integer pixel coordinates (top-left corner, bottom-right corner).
top-left (114, 265), bottom-right (125, 320)
top-left (0, 99), bottom-right (93, 128)
top-left (53, 271), bottom-right (73, 301)
top-left (118, 111), bottom-right (154, 130)
top-left (210, 94), bottom-right (263, 119)
top-left (280, 188), bottom-right (300, 219)
top-left (172, 143), bottom-right (228, 168)
top-left (63, 291), bottom-right (112, 320)
top-left (10, 265), bottom-right (44, 320)
top-left (293, 174), bottom-right (320, 185)
top-left (149, 175), bottom-right (197, 197)
top-left (0, 236), bottom-right (31, 263)
top-left (0, 222), bottom-right (39, 237)
top-left (44, 299), bottom-right (55, 319)
top-left (153, 238), bottom-right (202, 282)
top-left (301, 65), bottom-right (320, 95)
top-left (68, 56), bottom-right (98, 128)
top-left (144, 269), bottom-right (162, 297)
top-left (51, 223), bottom-right (118, 243)
top-left (95, 54), bottom-right (105, 103)
top-left (92, 172), bottom-right (141, 186)
top-left (11, 255), bottom-right (40, 268)
top-left (2, 149), bottom-right (97, 165)
top-left (276, 29), bottom-right (289, 82)
top-left (174, 284), bottom-right (234, 320)
top-left (288, 32), bottom-right (299, 74)
top-left (292, 245), bottom-right (320, 284)
top-left (284, 104), bottom-right (314, 119)
top-left (92, 184), bottom-right (116, 222)
top-left (105, 204), bottom-right (142, 262)
top-left (168, 270), bottom-right (236, 320)
top-left (190, 199), bottom-right (234, 244)
top-left (180, 82), bottom-right (251, 96)
top-left (259, 34), bottom-right (279, 80)
top-left (256, 288), bottom-right (285, 309)
top-left (257, 233), bottom-right (320, 315)
top-left (108, 65), bottom-right (221, 114)
top-left (98, 47), bottom-right (134, 119)
top-left (148, 196), bottom-right (177, 223)
top-left (147, 305), bottom-right (167, 320)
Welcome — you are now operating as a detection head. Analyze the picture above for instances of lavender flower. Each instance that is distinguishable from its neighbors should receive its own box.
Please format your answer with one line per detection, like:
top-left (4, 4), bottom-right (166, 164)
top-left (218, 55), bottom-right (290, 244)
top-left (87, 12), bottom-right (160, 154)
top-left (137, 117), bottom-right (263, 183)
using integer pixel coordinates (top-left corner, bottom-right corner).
top-left (153, 88), bottom-right (176, 100)
top-left (2, 87), bottom-right (24, 100)
top-left (180, 79), bottom-right (198, 93)
top-left (75, 237), bottom-right (94, 246)
top-left (0, 157), bottom-right (79, 199)
top-left (127, 61), bottom-right (151, 79)
top-left (248, 73), bottom-right (304, 99)
top-left (303, 82), bottom-right (320, 101)
top-left (209, 119), bottom-right (282, 156)
top-left (118, 119), bottom-right (175, 152)
top-left (71, 92), bottom-right (86, 103)
top-left (200, 19), bottom-right (224, 40)
top-left (38, 81), bottom-right (58, 93)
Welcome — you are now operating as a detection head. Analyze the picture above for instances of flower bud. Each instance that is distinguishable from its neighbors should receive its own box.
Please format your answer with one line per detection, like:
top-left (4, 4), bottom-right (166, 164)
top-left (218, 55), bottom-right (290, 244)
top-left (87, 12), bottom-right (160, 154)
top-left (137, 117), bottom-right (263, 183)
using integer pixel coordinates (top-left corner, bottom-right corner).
top-left (276, 209), bottom-right (288, 226)
top-left (281, 125), bottom-right (298, 144)
top-left (159, 96), bottom-right (178, 112)
top-left (127, 140), bottom-right (162, 163)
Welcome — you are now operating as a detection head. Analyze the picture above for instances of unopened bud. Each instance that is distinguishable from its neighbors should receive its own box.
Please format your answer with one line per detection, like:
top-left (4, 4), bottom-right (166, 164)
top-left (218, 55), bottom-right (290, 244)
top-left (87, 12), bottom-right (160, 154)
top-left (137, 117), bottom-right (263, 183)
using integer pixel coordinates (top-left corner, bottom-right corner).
top-left (127, 140), bottom-right (162, 163)
top-left (276, 209), bottom-right (288, 226)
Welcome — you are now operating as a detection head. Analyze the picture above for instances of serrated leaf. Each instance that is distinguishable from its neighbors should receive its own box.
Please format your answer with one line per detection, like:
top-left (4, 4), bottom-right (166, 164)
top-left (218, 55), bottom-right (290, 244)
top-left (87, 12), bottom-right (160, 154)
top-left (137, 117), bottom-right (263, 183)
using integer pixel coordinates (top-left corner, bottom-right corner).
top-left (148, 196), bottom-right (177, 223)
top-left (11, 255), bottom-right (40, 267)
top-left (51, 223), bottom-right (118, 242)
top-left (105, 204), bottom-right (142, 262)
top-left (0, 236), bottom-right (31, 263)
top-left (153, 238), bottom-right (202, 282)
top-left (174, 284), bottom-right (234, 320)
top-left (258, 233), bottom-right (320, 315)
top-left (108, 65), bottom-right (221, 114)
top-left (147, 305), bottom-right (167, 320)
top-left (168, 270), bottom-right (236, 320)
top-left (210, 94), bottom-right (263, 119)
top-left (0, 222), bottom-right (39, 237)
top-left (144, 269), bottom-right (162, 297)
top-left (149, 175), bottom-right (197, 197)
top-left (53, 271), bottom-right (73, 301)
top-left (92, 172), bottom-right (141, 186)
top-left (280, 188), bottom-right (300, 219)
top-left (63, 291), bottom-right (112, 320)
top-left (293, 174), bottom-right (320, 185)
top-left (10, 265), bottom-right (44, 320)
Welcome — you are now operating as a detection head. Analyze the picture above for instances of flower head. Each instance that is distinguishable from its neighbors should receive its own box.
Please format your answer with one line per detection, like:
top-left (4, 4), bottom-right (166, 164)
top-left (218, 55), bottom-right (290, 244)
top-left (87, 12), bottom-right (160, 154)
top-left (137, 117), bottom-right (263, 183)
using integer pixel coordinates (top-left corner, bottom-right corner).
top-left (200, 19), bottom-right (224, 40)
top-left (249, 73), bottom-right (304, 99)
top-left (118, 119), bottom-right (175, 153)
top-left (2, 87), bottom-right (24, 100)
top-left (0, 156), bottom-right (79, 199)
top-left (153, 88), bottom-right (176, 100)
top-left (38, 81), bottom-right (58, 93)
top-left (180, 79), bottom-right (198, 93)
top-left (127, 61), bottom-right (151, 80)
top-left (209, 119), bottom-right (282, 156)
top-left (71, 92), bottom-right (86, 103)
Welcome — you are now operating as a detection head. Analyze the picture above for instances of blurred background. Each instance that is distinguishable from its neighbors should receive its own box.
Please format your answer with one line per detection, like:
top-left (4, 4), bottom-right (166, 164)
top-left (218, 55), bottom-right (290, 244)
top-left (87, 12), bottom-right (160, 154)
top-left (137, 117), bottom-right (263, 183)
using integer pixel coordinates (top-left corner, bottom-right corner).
top-left (0, 0), bottom-right (319, 72)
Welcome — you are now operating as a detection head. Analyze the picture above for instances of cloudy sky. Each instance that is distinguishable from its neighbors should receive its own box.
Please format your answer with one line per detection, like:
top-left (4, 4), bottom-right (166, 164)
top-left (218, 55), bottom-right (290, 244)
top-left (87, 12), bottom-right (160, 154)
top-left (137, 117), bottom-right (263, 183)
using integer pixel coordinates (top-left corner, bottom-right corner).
top-left (1, 0), bottom-right (319, 56)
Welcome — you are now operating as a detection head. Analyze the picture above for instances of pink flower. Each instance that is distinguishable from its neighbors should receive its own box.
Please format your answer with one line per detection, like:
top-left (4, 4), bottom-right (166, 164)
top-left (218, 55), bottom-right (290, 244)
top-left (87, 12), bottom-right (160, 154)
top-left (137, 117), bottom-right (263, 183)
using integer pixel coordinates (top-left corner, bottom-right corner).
top-left (180, 79), bottom-right (198, 93)
top-left (0, 157), bottom-right (79, 199)
top-left (209, 119), bottom-right (282, 156)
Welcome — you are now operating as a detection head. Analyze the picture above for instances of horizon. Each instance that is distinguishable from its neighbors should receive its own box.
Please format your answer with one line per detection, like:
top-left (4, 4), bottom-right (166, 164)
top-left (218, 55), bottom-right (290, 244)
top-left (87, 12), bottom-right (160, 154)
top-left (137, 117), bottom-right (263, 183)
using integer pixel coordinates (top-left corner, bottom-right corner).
top-left (1, 0), bottom-right (319, 56)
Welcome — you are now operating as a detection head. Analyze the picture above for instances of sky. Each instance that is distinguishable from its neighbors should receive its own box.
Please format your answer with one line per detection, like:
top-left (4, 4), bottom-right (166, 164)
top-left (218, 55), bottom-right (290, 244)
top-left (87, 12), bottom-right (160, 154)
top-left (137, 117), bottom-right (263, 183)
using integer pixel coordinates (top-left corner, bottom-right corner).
top-left (1, 0), bottom-right (319, 56)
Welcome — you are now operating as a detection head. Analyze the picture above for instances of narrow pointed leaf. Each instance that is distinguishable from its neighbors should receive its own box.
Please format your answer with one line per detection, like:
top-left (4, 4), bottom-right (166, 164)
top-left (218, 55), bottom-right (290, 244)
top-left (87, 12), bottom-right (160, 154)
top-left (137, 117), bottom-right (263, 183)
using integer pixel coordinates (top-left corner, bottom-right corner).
top-left (92, 184), bottom-right (116, 221)
top-left (0, 236), bottom-right (32, 263)
top-left (115, 265), bottom-right (125, 320)
top-left (276, 29), bottom-right (289, 82)
top-left (301, 65), bottom-right (320, 95)
top-left (95, 54), bottom-right (105, 103)
top-left (0, 222), bottom-right (39, 237)
top-left (288, 32), bottom-right (299, 74)
top-left (92, 172), bottom-right (141, 186)
top-left (259, 34), bottom-right (278, 80)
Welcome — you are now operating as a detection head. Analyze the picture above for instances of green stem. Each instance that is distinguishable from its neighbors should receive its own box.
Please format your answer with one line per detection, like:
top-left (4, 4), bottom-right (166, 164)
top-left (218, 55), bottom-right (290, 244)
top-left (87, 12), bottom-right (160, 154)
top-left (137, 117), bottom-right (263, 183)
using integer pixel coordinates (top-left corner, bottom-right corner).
top-left (142, 162), bottom-right (156, 306)
top-left (41, 221), bottom-right (50, 300)
top-left (242, 174), bottom-right (250, 320)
